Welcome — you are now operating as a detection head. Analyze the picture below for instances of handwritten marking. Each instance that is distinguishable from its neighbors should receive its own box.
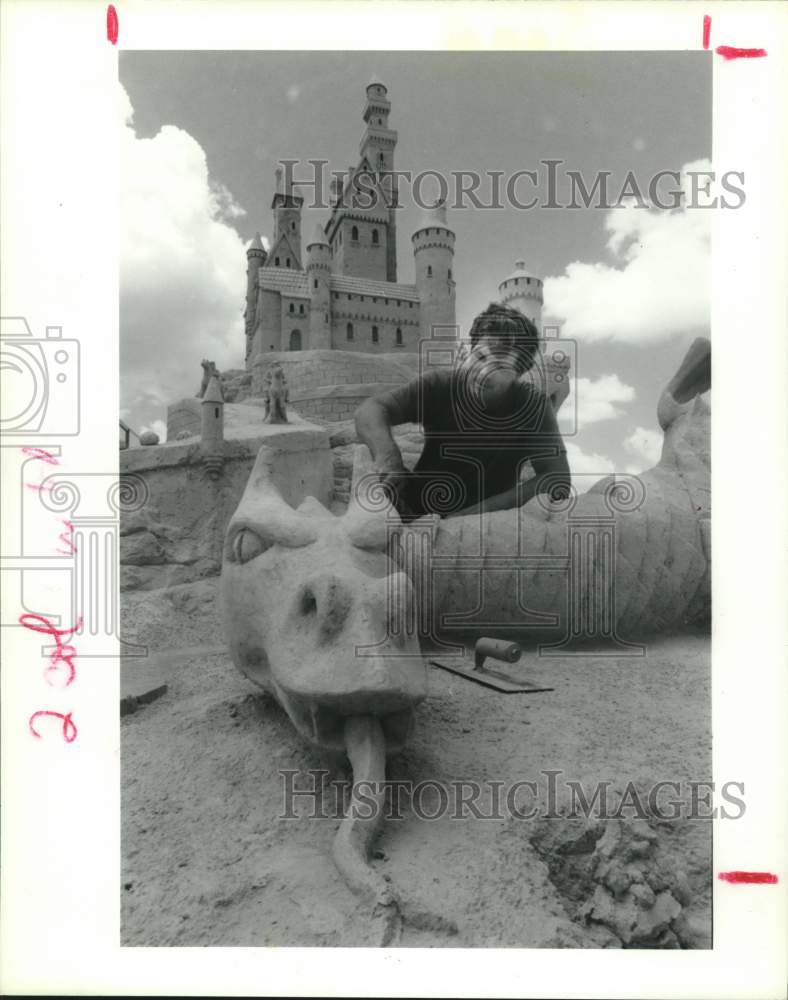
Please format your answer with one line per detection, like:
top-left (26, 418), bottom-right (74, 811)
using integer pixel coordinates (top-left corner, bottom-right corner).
top-left (719, 871), bottom-right (778, 885)
top-left (56, 519), bottom-right (78, 557)
top-left (715, 45), bottom-right (767, 61)
top-left (20, 612), bottom-right (82, 688)
top-left (21, 446), bottom-right (59, 465)
top-left (703, 14), bottom-right (711, 49)
top-left (29, 710), bottom-right (78, 743)
top-left (107, 5), bottom-right (119, 45)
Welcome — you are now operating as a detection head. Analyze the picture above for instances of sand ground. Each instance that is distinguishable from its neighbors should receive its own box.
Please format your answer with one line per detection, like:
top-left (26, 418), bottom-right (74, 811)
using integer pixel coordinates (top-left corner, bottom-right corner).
top-left (121, 580), bottom-right (711, 948)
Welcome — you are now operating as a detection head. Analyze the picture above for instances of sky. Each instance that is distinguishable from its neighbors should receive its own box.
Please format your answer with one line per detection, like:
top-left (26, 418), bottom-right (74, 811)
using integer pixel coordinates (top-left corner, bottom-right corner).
top-left (119, 50), bottom-right (711, 478)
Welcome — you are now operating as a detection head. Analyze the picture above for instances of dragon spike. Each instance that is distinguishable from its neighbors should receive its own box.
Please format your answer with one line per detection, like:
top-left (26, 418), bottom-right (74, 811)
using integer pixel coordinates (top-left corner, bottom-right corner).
top-left (658, 337), bottom-right (711, 430)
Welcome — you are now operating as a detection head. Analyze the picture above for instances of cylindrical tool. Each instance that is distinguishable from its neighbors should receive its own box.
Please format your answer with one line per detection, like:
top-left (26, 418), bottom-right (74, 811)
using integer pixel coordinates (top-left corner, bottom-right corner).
top-left (474, 637), bottom-right (521, 671)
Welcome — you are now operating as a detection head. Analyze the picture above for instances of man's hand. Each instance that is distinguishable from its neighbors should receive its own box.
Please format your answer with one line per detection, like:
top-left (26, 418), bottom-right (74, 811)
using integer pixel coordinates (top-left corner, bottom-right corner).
top-left (377, 467), bottom-right (415, 520)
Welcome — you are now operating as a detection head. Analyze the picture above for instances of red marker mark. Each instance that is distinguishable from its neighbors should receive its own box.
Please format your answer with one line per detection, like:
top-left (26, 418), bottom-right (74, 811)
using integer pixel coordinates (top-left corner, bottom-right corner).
top-left (719, 871), bottom-right (778, 885)
top-left (57, 519), bottom-right (78, 557)
top-left (702, 16), bottom-right (767, 59)
top-left (19, 613), bottom-right (82, 689)
top-left (107, 5), bottom-right (119, 45)
top-left (715, 45), bottom-right (767, 61)
top-left (29, 710), bottom-right (78, 743)
top-left (21, 446), bottom-right (59, 465)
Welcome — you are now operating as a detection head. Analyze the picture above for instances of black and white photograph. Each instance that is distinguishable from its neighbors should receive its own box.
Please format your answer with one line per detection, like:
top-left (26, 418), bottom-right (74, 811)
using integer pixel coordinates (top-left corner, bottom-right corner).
top-left (1, 2), bottom-right (786, 996)
top-left (118, 49), bottom-right (715, 948)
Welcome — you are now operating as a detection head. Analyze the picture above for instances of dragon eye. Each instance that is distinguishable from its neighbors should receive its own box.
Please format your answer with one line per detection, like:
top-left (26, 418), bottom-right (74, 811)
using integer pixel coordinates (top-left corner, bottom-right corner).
top-left (231, 528), bottom-right (271, 565)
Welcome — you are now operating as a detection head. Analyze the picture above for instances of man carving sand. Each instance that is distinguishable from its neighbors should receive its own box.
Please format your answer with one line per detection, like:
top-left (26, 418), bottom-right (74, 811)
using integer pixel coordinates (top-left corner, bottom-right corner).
top-left (356, 303), bottom-right (571, 520)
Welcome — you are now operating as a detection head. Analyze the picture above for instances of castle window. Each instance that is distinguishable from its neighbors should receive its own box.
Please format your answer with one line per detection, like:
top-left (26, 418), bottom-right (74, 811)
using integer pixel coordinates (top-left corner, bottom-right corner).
top-left (299, 304), bottom-right (304, 314)
top-left (286, 258), bottom-right (291, 268)
top-left (333, 292), bottom-right (338, 299)
top-left (395, 328), bottom-right (403, 346)
top-left (372, 325), bottom-right (379, 343)
top-left (291, 221), bottom-right (296, 231)
top-left (289, 303), bottom-right (294, 313)
top-left (427, 266), bottom-right (432, 277)
top-left (379, 153), bottom-right (385, 166)
top-left (351, 225), bottom-right (359, 242)
top-left (289, 329), bottom-right (302, 351)
top-left (372, 228), bottom-right (379, 244)
top-left (275, 256), bottom-right (280, 266)
top-left (314, 279), bottom-right (318, 289)
top-left (346, 322), bottom-right (354, 341)
top-left (448, 268), bottom-right (452, 280)
top-left (372, 297), bottom-right (377, 303)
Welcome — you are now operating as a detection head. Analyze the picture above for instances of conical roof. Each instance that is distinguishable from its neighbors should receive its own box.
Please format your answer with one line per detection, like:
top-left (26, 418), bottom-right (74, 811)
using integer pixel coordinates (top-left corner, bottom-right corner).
top-left (367, 73), bottom-right (386, 91)
top-left (202, 376), bottom-right (224, 405)
top-left (247, 232), bottom-right (265, 254)
top-left (413, 199), bottom-right (452, 235)
top-left (500, 259), bottom-right (541, 284)
top-left (307, 222), bottom-right (329, 247)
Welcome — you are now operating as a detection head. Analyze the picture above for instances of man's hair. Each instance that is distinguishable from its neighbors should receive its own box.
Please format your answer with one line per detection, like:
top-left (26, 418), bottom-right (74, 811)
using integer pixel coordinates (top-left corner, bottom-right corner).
top-left (469, 303), bottom-right (540, 373)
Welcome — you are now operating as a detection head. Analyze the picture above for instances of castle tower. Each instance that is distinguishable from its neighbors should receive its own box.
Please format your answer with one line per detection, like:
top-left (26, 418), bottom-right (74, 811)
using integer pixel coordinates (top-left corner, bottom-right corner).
top-left (270, 166), bottom-right (304, 268)
top-left (306, 223), bottom-right (331, 350)
top-left (359, 75), bottom-right (398, 282)
top-left (498, 260), bottom-right (543, 331)
top-left (245, 232), bottom-right (267, 362)
top-left (200, 376), bottom-right (224, 453)
top-left (412, 200), bottom-right (456, 341)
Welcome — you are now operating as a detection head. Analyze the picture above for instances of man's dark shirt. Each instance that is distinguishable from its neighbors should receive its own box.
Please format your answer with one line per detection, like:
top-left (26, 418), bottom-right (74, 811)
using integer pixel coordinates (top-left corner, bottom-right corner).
top-left (377, 367), bottom-right (569, 517)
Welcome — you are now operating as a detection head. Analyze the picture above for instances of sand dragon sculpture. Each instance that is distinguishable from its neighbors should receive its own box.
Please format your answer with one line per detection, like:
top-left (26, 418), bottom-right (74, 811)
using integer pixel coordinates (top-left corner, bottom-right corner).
top-left (220, 337), bottom-right (711, 944)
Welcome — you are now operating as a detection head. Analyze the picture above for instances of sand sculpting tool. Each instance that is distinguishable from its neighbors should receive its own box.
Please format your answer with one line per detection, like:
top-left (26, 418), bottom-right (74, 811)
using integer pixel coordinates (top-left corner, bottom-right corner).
top-left (429, 637), bottom-right (554, 694)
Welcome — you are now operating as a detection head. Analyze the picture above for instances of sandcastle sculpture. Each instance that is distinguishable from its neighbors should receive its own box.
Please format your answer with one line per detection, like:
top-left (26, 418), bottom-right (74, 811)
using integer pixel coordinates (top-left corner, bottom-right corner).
top-left (263, 362), bottom-right (289, 424)
top-left (220, 338), bottom-right (711, 944)
top-left (197, 359), bottom-right (220, 398)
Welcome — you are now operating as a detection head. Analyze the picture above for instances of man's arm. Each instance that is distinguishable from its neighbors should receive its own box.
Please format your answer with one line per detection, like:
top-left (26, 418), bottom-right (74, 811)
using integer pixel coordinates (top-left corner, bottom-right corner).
top-left (355, 396), bottom-right (408, 476)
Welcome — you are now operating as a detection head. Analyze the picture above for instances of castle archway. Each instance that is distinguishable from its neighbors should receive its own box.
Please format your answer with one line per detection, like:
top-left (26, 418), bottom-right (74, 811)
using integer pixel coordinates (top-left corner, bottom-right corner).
top-left (289, 329), bottom-right (302, 351)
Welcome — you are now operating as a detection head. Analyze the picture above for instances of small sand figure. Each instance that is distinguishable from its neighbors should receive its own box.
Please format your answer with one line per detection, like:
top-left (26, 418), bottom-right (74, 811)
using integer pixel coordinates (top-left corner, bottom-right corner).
top-left (263, 363), bottom-right (289, 424)
top-left (197, 359), bottom-right (220, 398)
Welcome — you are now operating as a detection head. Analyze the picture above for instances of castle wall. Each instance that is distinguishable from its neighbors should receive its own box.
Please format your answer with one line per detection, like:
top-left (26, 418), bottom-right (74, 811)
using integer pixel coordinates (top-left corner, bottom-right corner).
top-left (336, 218), bottom-right (388, 281)
top-left (328, 292), bottom-right (420, 352)
top-left (254, 288), bottom-right (283, 355)
top-left (250, 349), bottom-right (420, 422)
top-left (119, 421), bottom-right (332, 593)
top-left (280, 294), bottom-right (309, 351)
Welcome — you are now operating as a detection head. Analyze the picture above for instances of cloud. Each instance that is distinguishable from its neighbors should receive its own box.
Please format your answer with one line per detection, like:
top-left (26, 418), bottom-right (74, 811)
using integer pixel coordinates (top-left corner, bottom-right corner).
top-left (559, 373), bottom-right (635, 428)
top-left (623, 425), bottom-right (663, 473)
top-left (120, 82), bottom-right (247, 433)
top-left (565, 441), bottom-right (616, 491)
top-left (543, 160), bottom-right (710, 343)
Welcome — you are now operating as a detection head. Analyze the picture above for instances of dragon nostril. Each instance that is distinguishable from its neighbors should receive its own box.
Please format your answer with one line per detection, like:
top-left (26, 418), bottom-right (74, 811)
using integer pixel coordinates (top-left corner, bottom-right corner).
top-left (300, 589), bottom-right (317, 617)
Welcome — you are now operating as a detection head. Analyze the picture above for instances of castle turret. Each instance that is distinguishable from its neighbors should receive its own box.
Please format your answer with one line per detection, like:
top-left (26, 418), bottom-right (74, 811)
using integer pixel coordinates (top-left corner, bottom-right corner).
top-left (271, 165), bottom-right (304, 266)
top-left (200, 376), bottom-right (225, 479)
top-left (360, 75), bottom-right (398, 282)
top-left (498, 260), bottom-right (543, 331)
top-left (306, 223), bottom-right (331, 350)
top-left (412, 200), bottom-right (456, 341)
top-left (245, 232), bottom-right (267, 363)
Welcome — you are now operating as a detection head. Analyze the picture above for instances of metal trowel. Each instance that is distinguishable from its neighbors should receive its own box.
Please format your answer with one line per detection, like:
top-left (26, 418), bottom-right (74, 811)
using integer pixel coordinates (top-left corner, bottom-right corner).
top-left (429, 637), bottom-right (554, 694)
